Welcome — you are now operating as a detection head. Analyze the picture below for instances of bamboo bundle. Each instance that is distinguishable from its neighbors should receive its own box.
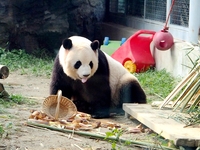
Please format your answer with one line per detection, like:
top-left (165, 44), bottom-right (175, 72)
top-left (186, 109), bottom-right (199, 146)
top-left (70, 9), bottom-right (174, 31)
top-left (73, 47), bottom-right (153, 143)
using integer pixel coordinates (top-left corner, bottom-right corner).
top-left (159, 62), bottom-right (200, 114)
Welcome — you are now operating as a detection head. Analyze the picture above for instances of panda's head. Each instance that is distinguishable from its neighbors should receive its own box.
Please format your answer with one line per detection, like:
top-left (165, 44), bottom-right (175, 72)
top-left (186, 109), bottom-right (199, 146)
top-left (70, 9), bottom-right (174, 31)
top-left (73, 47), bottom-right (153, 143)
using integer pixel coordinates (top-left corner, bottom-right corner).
top-left (59, 36), bottom-right (99, 83)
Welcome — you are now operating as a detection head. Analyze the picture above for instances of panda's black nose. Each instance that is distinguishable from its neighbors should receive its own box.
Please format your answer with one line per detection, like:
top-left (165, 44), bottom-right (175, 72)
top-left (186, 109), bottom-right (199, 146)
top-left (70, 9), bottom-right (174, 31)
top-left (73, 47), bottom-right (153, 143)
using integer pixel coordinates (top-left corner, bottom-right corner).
top-left (83, 74), bottom-right (90, 77)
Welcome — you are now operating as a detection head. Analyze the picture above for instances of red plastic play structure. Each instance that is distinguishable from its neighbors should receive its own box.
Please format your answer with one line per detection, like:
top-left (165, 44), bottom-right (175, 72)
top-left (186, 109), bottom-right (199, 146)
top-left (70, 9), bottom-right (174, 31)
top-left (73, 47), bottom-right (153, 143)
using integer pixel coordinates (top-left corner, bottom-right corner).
top-left (111, 30), bottom-right (156, 73)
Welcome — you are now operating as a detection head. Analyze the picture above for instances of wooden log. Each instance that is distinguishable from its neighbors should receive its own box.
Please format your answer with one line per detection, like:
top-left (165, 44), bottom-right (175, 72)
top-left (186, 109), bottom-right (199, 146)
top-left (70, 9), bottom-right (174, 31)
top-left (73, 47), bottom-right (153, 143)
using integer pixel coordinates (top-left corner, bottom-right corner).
top-left (0, 83), bottom-right (4, 92)
top-left (0, 65), bottom-right (9, 79)
top-left (0, 83), bottom-right (9, 98)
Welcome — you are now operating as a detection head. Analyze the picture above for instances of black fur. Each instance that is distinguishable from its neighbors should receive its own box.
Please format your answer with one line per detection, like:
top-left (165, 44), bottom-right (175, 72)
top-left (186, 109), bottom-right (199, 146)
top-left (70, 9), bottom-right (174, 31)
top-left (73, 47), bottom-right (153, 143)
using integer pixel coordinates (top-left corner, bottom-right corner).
top-left (91, 40), bottom-right (99, 50)
top-left (50, 48), bottom-right (111, 118)
top-left (62, 38), bottom-right (72, 49)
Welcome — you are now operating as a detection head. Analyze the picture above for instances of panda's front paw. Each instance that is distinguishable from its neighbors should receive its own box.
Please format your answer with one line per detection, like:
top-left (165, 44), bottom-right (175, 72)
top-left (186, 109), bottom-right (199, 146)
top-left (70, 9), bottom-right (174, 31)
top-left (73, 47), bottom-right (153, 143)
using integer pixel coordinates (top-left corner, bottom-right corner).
top-left (91, 112), bottom-right (110, 119)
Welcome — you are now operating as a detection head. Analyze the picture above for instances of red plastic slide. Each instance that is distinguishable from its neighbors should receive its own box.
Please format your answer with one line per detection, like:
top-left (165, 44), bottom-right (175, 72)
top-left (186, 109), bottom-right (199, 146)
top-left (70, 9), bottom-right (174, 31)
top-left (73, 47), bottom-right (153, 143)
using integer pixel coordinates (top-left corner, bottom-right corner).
top-left (111, 30), bottom-right (156, 73)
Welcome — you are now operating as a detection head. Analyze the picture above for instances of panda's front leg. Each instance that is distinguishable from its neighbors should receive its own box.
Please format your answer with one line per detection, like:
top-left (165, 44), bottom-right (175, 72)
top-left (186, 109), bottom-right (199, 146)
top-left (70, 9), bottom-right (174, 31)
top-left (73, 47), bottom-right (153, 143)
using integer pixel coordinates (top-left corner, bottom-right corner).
top-left (81, 76), bottom-right (111, 118)
top-left (73, 98), bottom-right (110, 118)
top-left (90, 97), bottom-right (111, 119)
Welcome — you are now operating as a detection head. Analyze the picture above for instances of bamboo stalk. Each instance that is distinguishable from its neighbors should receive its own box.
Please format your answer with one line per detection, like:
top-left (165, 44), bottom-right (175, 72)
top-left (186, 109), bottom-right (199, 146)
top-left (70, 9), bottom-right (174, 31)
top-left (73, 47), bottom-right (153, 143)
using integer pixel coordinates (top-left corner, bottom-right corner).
top-left (172, 73), bottom-right (199, 107)
top-left (27, 121), bottom-right (178, 150)
top-left (179, 82), bottom-right (199, 112)
top-left (160, 63), bottom-right (200, 109)
top-left (187, 89), bottom-right (200, 113)
top-left (159, 70), bottom-right (196, 109)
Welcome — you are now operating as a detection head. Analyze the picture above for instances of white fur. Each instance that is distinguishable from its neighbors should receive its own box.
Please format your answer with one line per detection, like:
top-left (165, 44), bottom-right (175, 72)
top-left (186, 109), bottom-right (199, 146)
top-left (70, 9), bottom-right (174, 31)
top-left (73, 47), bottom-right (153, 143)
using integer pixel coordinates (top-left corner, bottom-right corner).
top-left (59, 36), bottom-right (98, 81)
top-left (59, 36), bottom-right (138, 105)
top-left (103, 52), bottom-right (139, 105)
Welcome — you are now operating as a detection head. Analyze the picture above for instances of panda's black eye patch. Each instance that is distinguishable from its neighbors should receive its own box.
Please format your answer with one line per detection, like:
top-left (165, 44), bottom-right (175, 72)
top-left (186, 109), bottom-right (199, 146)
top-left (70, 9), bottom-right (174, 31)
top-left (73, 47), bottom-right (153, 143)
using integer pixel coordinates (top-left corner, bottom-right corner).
top-left (74, 61), bottom-right (82, 69)
top-left (89, 61), bottom-right (93, 69)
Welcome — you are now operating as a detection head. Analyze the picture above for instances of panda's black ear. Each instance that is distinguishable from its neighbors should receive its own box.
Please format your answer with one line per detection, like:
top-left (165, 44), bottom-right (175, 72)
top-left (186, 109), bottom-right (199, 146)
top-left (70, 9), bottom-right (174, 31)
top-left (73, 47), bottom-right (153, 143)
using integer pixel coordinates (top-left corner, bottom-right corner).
top-left (62, 38), bottom-right (72, 50)
top-left (91, 40), bottom-right (99, 51)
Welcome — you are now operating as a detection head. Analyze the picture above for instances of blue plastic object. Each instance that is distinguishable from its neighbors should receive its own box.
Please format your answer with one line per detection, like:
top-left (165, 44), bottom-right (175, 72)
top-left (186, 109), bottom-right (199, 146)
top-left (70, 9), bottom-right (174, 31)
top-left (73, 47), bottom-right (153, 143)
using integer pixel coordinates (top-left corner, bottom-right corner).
top-left (120, 37), bottom-right (126, 45)
top-left (103, 37), bottom-right (109, 45)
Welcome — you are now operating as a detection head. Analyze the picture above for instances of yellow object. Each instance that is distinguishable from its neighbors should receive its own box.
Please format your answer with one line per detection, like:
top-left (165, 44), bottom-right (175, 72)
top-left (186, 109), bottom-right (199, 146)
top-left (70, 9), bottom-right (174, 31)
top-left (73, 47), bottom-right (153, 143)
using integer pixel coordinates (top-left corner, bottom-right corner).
top-left (124, 60), bottom-right (136, 73)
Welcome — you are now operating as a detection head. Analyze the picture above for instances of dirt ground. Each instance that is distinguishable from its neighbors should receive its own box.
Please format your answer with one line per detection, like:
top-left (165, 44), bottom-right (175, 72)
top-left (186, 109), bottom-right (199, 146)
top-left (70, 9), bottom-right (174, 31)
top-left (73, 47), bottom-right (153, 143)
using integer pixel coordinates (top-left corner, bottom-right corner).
top-left (0, 73), bottom-right (152, 150)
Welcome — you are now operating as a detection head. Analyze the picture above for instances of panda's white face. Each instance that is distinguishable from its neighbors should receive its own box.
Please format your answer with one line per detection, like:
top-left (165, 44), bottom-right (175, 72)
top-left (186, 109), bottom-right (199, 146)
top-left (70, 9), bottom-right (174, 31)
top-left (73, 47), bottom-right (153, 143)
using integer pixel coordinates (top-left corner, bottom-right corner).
top-left (59, 36), bottom-right (99, 83)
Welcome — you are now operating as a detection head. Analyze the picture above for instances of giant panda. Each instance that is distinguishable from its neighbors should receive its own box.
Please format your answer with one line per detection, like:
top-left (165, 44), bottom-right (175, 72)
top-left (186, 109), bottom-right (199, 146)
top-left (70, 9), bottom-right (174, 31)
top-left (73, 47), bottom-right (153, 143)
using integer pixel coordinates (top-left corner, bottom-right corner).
top-left (50, 36), bottom-right (146, 118)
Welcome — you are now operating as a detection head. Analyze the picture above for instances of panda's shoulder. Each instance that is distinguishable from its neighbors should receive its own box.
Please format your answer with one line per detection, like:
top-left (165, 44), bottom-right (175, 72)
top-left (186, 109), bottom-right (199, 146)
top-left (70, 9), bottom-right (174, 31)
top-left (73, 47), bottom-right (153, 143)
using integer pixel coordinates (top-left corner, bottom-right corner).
top-left (95, 49), bottom-right (109, 74)
top-left (53, 54), bottom-right (72, 80)
top-left (98, 49), bottom-right (108, 62)
top-left (101, 51), bottom-right (125, 69)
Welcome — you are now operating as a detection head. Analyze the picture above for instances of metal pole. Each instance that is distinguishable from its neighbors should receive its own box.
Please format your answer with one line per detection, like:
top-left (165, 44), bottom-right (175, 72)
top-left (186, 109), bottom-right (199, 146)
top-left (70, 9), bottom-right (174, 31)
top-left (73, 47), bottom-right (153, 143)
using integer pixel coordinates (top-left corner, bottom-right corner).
top-left (188, 0), bottom-right (200, 44)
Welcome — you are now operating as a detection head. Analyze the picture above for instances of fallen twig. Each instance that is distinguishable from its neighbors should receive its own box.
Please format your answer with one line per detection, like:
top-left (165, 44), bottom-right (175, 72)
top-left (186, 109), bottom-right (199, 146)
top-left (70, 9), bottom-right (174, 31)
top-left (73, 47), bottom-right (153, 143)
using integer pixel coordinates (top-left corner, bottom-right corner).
top-left (72, 144), bottom-right (84, 150)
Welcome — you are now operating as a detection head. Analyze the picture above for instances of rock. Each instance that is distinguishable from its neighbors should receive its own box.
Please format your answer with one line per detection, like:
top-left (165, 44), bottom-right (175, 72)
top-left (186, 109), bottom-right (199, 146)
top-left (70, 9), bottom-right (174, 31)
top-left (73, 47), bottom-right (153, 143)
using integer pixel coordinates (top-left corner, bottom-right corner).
top-left (0, 0), bottom-right (105, 53)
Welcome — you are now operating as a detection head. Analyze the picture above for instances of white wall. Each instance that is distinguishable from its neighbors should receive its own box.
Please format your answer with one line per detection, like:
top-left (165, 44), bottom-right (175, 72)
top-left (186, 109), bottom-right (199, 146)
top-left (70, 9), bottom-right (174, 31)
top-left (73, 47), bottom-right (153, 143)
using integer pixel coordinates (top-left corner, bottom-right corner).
top-left (153, 39), bottom-right (200, 77)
